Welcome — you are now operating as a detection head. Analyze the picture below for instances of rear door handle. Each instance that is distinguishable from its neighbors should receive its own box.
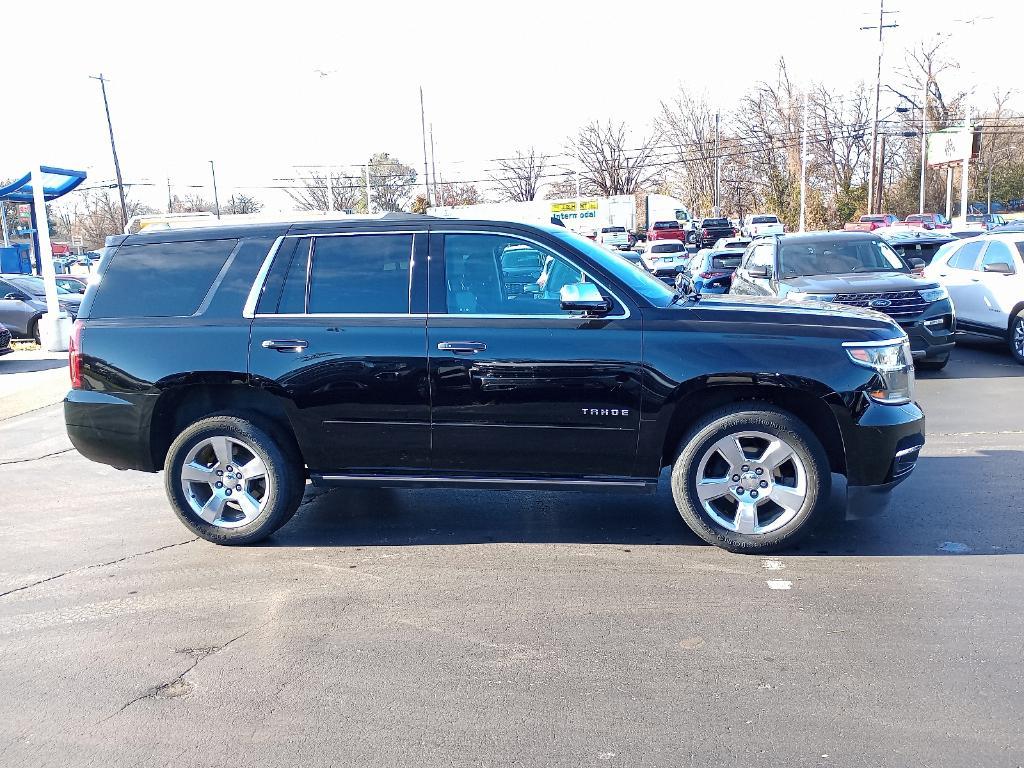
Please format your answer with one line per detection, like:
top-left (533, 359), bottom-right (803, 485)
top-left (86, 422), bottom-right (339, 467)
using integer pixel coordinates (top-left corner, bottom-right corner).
top-left (261, 339), bottom-right (309, 352)
top-left (437, 341), bottom-right (487, 354)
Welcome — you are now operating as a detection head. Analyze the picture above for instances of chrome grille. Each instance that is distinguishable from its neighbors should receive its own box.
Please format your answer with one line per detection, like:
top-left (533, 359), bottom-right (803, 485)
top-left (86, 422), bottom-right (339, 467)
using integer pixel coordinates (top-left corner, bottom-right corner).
top-left (831, 291), bottom-right (928, 320)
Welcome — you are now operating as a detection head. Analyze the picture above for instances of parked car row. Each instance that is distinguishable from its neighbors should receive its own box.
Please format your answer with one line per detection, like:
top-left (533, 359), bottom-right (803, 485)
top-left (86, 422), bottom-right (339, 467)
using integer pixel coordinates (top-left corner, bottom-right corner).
top-left (0, 274), bottom-right (83, 343)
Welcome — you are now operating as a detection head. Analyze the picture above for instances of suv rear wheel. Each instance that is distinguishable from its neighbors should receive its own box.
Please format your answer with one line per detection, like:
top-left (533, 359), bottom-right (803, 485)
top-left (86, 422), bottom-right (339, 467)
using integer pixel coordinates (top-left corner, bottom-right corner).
top-left (671, 405), bottom-right (830, 553)
top-left (164, 415), bottom-right (305, 545)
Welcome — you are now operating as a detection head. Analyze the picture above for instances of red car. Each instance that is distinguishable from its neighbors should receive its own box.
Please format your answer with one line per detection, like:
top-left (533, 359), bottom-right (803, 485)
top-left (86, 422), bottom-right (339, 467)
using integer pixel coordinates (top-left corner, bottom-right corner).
top-left (843, 214), bottom-right (900, 231)
top-left (647, 220), bottom-right (687, 242)
top-left (903, 213), bottom-right (952, 230)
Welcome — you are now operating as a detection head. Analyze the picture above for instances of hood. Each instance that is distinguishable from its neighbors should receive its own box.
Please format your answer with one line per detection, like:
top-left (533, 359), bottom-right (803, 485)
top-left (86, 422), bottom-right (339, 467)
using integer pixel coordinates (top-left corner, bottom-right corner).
top-left (658, 293), bottom-right (903, 344)
top-left (779, 271), bottom-right (934, 295)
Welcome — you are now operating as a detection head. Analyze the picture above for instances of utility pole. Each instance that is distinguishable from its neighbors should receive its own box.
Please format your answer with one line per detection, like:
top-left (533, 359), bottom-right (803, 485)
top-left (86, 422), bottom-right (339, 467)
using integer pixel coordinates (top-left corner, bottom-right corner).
top-left (89, 74), bottom-right (128, 230)
top-left (167, 177), bottom-right (173, 213)
top-left (209, 160), bottom-right (221, 219)
top-left (713, 111), bottom-right (721, 215)
top-left (919, 73), bottom-right (929, 214)
top-left (430, 123), bottom-right (439, 207)
top-left (876, 134), bottom-right (887, 214)
top-left (861, 1), bottom-right (898, 215)
top-left (365, 162), bottom-right (373, 214)
top-left (799, 90), bottom-right (809, 232)
top-left (419, 86), bottom-right (431, 207)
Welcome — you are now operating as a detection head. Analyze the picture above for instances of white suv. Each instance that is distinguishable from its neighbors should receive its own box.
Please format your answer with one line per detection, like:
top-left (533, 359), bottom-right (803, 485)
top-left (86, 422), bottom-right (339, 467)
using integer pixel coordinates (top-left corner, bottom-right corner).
top-left (923, 233), bottom-right (1024, 363)
top-left (741, 215), bottom-right (784, 238)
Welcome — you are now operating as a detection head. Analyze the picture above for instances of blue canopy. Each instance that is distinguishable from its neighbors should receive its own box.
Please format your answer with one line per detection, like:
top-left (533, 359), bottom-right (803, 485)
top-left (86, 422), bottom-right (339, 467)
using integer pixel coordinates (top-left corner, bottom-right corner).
top-left (0, 166), bottom-right (87, 202)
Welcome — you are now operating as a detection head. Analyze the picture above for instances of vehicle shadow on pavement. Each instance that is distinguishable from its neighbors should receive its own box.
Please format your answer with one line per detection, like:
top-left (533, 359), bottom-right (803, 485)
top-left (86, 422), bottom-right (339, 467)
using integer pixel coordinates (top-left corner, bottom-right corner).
top-left (269, 453), bottom-right (1021, 556)
top-left (0, 358), bottom-right (68, 374)
top-left (919, 338), bottom-right (1024, 380)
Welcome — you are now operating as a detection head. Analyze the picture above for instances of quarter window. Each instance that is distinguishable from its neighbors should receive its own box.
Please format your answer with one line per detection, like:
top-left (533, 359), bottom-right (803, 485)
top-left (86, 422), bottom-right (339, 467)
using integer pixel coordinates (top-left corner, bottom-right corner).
top-left (307, 234), bottom-right (412, 314)
top-left (443, 234), bottom-right (600, 316)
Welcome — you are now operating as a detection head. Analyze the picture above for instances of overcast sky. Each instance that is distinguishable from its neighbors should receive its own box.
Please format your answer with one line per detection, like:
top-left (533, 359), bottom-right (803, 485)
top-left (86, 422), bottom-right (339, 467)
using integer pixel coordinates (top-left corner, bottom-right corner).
top-left (5, 0), bottom-right (1019, 212)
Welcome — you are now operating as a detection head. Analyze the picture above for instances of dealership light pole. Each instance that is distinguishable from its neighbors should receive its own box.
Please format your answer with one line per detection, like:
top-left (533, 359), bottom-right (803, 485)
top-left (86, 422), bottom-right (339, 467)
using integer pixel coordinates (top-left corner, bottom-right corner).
top-left (959, 103), bottom-right (971, 220)
top-left (713, 111), bottom-right (720, 215)
top-left (919, 74), bottom-right (929, 214)
top-left (419, 86), bottom-right (431, 207)
top-left (209, 161), bottom-right (221, 219)
top-left (90, 74), bottom-right (128, 230)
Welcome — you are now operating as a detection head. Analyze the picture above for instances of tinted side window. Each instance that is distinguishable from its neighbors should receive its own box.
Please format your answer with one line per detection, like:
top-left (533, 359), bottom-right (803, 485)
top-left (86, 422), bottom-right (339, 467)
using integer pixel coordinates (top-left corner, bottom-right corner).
top-left (256, 237), bottom-right (309, 314)
top-left (307, 234), bottom-right (412, 314)
top-left (444, 234), bottom-right (593, 316)
top-left (745, 244), bottom-right (774, 270)
top-left (90, 239), bottom-right (237, 318)
top-left (979, 241), bottom-right (1016, 273)
top-left (948, 240), bottom-right (984, 270)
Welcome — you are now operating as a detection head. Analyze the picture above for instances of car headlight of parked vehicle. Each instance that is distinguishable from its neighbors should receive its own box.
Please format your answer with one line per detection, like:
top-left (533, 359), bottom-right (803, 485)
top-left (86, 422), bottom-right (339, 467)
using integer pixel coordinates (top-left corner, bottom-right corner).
top-left (787, 291), bottom-right (835, 303)
top-left (917, 286), bottom-right (949, 303)
top-left (843, 339), bottom-right (915, 405)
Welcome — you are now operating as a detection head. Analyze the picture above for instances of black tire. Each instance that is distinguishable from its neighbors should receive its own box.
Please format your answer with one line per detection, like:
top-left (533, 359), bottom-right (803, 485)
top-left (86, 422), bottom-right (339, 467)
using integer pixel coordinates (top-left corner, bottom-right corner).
top-left (1010, 312), bottom-right (1024, 365)
top-left (916, 353), bottom-right (949, 371)
top-left (29, 318), bottom-right (40, 345)
top-left (164, 414), bottom-right (305, 545)
top-left (670, 404), bottom-right (831, 553)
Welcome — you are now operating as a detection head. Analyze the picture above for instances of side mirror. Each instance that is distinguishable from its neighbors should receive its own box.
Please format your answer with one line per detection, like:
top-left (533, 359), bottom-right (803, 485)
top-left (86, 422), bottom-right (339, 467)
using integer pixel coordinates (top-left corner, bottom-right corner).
top-left (2, 293), bottom-right (23, 301)
top-left (560, 282), bottom-right (610, 314)
top-left (909, 257), bottom-right (926, 270)
top-left (983, 262), bottom-right (1014, 274)
top-left (746, 264), bottom-right (772, 279)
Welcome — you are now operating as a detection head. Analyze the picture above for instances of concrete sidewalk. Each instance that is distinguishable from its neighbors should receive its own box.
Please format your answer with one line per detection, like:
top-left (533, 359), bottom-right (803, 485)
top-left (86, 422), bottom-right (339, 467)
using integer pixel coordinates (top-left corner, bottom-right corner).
top-left (0, 349), bottom-right (70, 421)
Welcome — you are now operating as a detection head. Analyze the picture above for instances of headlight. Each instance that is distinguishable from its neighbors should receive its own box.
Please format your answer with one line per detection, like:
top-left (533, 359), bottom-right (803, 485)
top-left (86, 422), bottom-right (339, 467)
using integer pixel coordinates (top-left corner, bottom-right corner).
top-left (843, 340), bottom-right (915, 405)
top-left (918, 286), bottom-right (948, 302)
top-left (788, 292), bottom-right (835, 303)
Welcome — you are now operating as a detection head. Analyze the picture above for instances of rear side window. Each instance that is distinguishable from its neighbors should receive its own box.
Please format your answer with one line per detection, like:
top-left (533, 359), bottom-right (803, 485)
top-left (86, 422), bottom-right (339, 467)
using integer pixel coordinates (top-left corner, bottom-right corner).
top-left (90, 239), bottom-right (237, 318)
top-left (307, 234), bottom-right (412, 314)
top-left (257, 238), bottom-right (310, 314)
top-left (948, 240), bottom-right (983, 270)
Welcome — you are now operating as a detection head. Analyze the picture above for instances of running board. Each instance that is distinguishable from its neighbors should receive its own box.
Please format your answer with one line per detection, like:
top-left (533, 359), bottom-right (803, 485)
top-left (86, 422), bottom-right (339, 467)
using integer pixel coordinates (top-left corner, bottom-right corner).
top-left (312, 473), bottom-right (657, 494)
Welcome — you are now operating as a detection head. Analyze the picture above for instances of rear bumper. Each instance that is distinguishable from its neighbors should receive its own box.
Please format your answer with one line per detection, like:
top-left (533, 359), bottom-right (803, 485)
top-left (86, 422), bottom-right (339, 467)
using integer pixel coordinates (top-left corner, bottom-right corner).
top-left (65, 389), bottom-right (158, 471)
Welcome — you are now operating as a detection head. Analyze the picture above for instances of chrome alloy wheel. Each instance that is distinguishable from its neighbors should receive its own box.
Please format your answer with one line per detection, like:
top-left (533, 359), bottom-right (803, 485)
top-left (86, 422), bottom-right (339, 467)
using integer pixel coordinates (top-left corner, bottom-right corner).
top-left (694, 430), bottom-right (808, 535)
top-left (180, 436), bottom-right (272, 528)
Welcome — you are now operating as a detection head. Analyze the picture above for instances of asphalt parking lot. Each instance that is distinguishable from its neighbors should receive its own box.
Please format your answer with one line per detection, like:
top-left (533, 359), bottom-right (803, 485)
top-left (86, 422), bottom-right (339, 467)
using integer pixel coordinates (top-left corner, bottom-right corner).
top-left (1, 339), bottom-right (1022, 767)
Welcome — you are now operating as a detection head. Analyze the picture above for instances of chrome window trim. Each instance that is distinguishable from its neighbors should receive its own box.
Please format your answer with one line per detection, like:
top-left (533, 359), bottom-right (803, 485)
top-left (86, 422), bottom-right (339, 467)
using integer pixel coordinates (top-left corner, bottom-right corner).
top-left (841, 339), bottom-right (907, 348)
top-left (243, 228), bottom-right (633, 320)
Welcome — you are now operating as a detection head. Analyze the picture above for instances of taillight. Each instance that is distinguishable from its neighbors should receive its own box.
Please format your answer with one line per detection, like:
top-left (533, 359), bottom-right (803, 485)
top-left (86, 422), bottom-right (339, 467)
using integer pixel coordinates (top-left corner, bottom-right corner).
top-left (69, 320), bottom-right (83, 389)
top-left (700, 270), bottom-right (728, 279)
top-left (701, 228), bottom-right (709, 237)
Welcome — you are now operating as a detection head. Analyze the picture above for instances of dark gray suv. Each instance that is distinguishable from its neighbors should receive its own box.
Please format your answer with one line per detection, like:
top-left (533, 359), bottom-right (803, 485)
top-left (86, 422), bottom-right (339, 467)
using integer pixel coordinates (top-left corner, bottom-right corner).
top-left (730, 232), bottom-right (956, 370)
top-left (0, 274), bottom-right (82, 343)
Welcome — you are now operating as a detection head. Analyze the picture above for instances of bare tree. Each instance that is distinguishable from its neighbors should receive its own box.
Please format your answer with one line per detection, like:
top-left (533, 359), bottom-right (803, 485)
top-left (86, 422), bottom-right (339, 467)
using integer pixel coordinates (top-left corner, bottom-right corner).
top-left (491, 148), bottom-right (547, 201)
top-left (170, 194), bottom-right (216, 214)
top-left (435, 181), bottom-right (485, 207)
top-left (657, 90), bottom-right (719, 216)
top-left (810, 81), bottom-right (872, 224)
top-left (68, 189), bottom-right (155, 249)
top-left (223, 194), bottom-right (264, 215)
top-left (362, 153), bottom-right (417, 212)
top-left (286, 171), bottom-right (362, 212)
top-left (566, 120), bottom-right (662, 196)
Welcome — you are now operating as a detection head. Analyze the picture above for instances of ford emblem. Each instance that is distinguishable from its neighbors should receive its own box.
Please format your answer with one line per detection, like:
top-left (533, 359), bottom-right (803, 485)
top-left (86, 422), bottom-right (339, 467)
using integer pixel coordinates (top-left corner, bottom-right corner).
top-left (870, 299), bottom-right (892, 308)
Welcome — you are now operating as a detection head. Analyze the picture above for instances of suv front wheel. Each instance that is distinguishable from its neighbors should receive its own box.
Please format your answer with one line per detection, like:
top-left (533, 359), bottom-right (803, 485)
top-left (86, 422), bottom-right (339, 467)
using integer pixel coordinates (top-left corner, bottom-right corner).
top-left (671, 405), bottom-right (830, 553)
top-left (164, 415), bottom-right (305, 545)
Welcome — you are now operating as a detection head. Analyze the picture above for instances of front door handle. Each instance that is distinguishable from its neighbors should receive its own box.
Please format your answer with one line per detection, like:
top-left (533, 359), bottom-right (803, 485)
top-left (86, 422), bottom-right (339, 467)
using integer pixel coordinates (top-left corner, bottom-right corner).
top-left (437, 341), bottom-right (487, 354)
top-left (262, 339), bottom-right (309, 352)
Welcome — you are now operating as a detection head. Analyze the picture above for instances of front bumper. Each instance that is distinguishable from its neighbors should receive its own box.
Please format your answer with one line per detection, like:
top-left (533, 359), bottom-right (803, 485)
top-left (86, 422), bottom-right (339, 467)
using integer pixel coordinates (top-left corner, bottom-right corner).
top-left (900, 299), bottom-right (956, 360)
top-left (838, 399), bottom-right (925, 518)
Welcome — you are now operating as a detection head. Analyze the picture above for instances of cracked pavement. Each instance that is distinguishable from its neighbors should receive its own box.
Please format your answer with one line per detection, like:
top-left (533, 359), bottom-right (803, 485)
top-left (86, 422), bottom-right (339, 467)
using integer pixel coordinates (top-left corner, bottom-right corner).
top-left (0, 339), bottom-right (1022, 767)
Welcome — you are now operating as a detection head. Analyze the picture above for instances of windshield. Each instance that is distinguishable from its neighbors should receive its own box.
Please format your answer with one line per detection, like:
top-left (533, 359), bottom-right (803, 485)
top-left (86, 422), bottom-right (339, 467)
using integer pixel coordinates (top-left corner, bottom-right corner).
top-left (652, 221), bottom-right (680, 230)
top-left (752, 216), bottom-right (778, 224)
top-left (778, 237), bottom-right (907, 277)
top-left (549, 229), bottom-right (676, 306)
top-left (651, 243), bottom-right (685, 254)
top-left (8, 276), bottom-right (74, 296)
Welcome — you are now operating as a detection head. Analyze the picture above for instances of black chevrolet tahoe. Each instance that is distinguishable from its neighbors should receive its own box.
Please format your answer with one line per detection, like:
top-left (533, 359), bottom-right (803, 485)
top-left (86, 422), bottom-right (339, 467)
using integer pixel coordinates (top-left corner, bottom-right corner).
top-left (64, 217), bottom-right (925, 553)
top-left (730, 231), bottom-right (956, 370)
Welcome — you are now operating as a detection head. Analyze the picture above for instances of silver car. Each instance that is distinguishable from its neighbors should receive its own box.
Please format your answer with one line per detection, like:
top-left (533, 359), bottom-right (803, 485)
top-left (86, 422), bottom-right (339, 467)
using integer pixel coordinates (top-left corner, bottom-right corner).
top-left (0, 274), bottom-right (82, 343)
